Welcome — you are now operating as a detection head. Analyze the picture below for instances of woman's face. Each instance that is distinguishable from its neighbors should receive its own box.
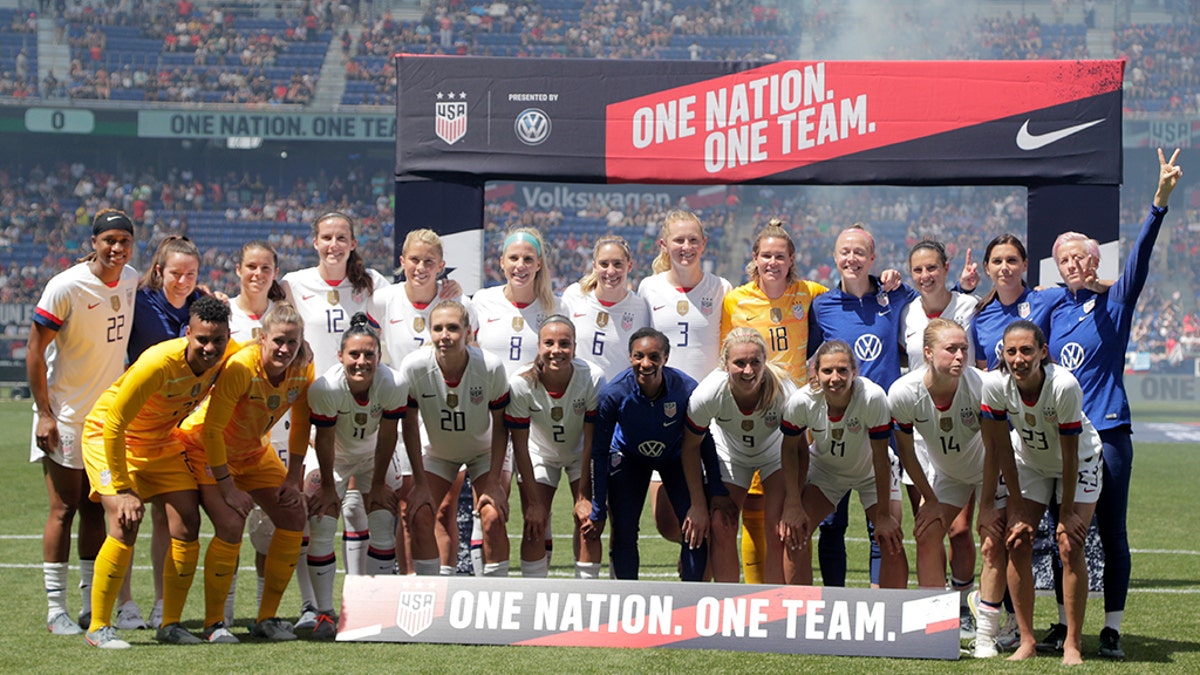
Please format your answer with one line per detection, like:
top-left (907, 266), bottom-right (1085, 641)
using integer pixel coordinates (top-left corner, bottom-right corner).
top-left (815, 351), bottom-right (855, 397)
top-left (261, 321), bottom-right (302, 373)
top-left (237, 246), bottom-right (277, 298)
top-left (909, 248), bottom-right (947, 298)
top-left (402, 241), bottom-right (445, 290)
top-left (725, 341), bottom-right (766, 398)
top-left (501, 240), bottom-right (541, 289)
top-left (1054, 239), bottom-right (1094, 292)
top-left (833, 230), bottom-right (875, 283)
top-left (1001, 328), bottom-right (1046, 384)
top-left (161, 251), bottom-right (199, 302)
top-left (538, 322), bottom-right (575, 375)
top-left (591, 243), bottom-right (631, 292)
top-left (92, 228), bottom-right (134, 272)
top-left (924, 326), bottom-right (968, 378)
top-left (985, 243), bottom-right (1027, 290)
top-left (429, 306), bottom-right (468, 356)
top-left (313, 217), bottom-right (356, 270)
top-left (754, 236), bottom-right (794, 287)
top-left (339, 333), bottom-right (379, 387)
top-left (629, 335), bottom-right (667, 392)
top-left (660, 218), bottom-right (706, 272)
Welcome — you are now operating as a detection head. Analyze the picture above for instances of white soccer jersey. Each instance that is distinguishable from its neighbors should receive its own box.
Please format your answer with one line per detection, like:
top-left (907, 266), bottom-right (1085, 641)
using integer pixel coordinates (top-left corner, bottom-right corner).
top-left (33, 262), bottom-right (138, 426)
top-left (781, 376), bottom-right (892, 482)
top-left (399, 345), bottom-right (510, 463)
top-left (900, 291), bottom-right (979, 369)
top-left (470, 285), bottom-right (560, 377)
top-left (888, 367), bottom-right (986, 484)
top-left (281, 266), bottom-right (390, 375)
top-left (981, 364), bottom-right (1102, 476)
top-left (560, 283), bottom-right (650, 381)
top-left (504, 358), bottom-right (603, 463)
top-left (370, 282), bottom-right (466, 367)
top-left (228, 297), bottom-right (273, 344)
top-left (637, 271), bottom-right (732, 382)
top-left (686, 368), bottom-right (794, 462)
top-left (308, 362), bottom-right (408, 465)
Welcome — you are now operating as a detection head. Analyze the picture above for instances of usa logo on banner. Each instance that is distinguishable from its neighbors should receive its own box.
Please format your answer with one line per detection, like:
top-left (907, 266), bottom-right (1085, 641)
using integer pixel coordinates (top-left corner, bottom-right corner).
top-left (436, 101), bottom-right (467, 145)
top-left (396, 590), bottom-right (437, 637)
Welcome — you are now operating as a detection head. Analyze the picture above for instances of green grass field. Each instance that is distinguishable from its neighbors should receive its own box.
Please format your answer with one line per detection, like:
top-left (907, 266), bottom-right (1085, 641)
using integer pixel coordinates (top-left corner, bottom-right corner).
top-left (2, 400), bottom-right (1198, 673)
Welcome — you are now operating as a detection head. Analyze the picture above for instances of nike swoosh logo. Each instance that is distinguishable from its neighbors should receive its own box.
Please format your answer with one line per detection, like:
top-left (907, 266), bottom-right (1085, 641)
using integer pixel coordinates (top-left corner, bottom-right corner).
top-left (88, 302), bottom-right (101, 309)
top-left (421, 393), bottom-right (437, 398)
top-left (302, 294), bottom-right (316, 300)
top-left (915, 418), bottom-right (929, 423)
top-left (662, 419), bottom-right (678, 427)
top-left (390, 318), bottom-right (404, 324)
top-left (653, 305), bottom-right (666, 311)
top-left (487, 318), bottom-right (500, 323)
top-left (529, 406), bottom-right (542, 412)
top-left (1015, 118), bottom-right (1104, 151)
top-left (573, 312), bottom-right (586, 318)
top-left (716, 417), bottom-right (732, 422)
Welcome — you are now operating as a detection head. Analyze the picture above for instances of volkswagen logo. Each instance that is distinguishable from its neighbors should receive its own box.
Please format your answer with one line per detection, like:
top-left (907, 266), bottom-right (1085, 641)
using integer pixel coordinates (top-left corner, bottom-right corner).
top-left (637, 440), bottom-right (665, 458)
top-left (855, 334), bottom-right (883, 362)
top-left (515, 108), bottom-right (551, 146)
top-left (1058, 342), bottom-right (1086, 370)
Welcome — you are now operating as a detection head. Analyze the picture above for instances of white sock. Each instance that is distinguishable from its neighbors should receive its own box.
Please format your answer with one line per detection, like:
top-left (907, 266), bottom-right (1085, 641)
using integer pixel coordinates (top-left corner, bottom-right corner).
top-left (308, 515), bottom-right (339, 614)
top-left (256, 575), bottom-right (265, 607)
top-left (1057, 603), bottom-right (1068, 625)
top-left (439, 565), bottom-right (455, 576)
top-left (365, 509), bottom-right (397, 575)
top-left (44, 561), bottom-right (70, 619)
top-left (470, 511), bottom-right (484, 577)
top-left (78, 558), bottom-right (94, 617)
top-left (413, 558), bottom-right (441, 576)
top-left (224, 571), bottom-right (237, 626)
top-left (976, 602), bottom-right (1000, 640)
top-left (1104, 610), bottom-right (1123, 632)
top-left (482, 561), bottom-right (510, 577)
top-left (342, 490), bottom-right (368, 576)
top-left (575, 562), bottom-right (602, 579)
top-left (520, 556), bottom-right (549, 578)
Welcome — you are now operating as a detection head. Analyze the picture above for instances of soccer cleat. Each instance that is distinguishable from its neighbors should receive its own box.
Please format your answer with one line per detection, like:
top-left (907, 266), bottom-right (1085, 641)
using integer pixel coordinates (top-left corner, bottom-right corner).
top-left (148, 603), bottom-right (163, 630)
top-left (1035, 622), bottom-right (1067, 653)
top-left (86, 625), bottom-right (131, 650)
top-left (959, 605), bottom-right (976, 640)
top-left (202, 622), bottom-right (239, 644)
top-left (1098, 627), bottom-right (1126, 660)
top-left (114, 600), bottom-right (148, 630)
top-left (969, 637), bottom-right (999, 659)
top-left (156, 622), bottom-right (203, 645)
top-left (48, 612), bottom-right (84, 635)
top-left (294, 605), bottom-right (318, 630)
top-left (251, 618), bottom-right (298, 642)
top-left (996, 613), bottom-right (1021, 651)
top-left (310, 613), bottom-right (337, 640)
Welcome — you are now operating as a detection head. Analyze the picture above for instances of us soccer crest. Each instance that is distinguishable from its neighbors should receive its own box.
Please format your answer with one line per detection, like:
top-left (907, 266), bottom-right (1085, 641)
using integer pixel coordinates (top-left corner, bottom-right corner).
top-left (110, 295), bottom-right (121, 311)
top-left (700, 297), bottom-right (714, 316)
top-left (327, 290), bottom-right (340, 305)
top-left (396, 589), bottom-right (437, 637)
top-left (621, 312), bottom-right (634, 331)
top-left (846, 418), bottom-right (863, 434)
top-left (1018, 301), bottom-right (1031, 318)
top-left (676, 300), bottom-right (689, 316)
top-left (960, 407), bottom-right (978, 429)
top-left (413, 316), bottom-right (425, 333)
top-left (287, 388), bottom-right (299, 404)
top-left (512, 316), bottom-right (525, 331)
top-left (470, 385), bottom-right (484, 405)
top-left (267, 394), bottom-right (281, 411)
top-left (939, 416), bottom-right (953, 433)
top-left (770, 308), bottom-right (783, 324)
top-left (664, 401), bottom-right (677, 418)
top-left (572, 397), bottom-right (586, 416)
top-left (596, 311), bottom-right (610, 328)
top-left (764, 411), bottom-right (780, 428)
top-left (792, 303), bottom-right (805, 320)
top-left (435, 100), bottom-right (468, 145)
top-left (1043, 406), bottom-right (1057, 423)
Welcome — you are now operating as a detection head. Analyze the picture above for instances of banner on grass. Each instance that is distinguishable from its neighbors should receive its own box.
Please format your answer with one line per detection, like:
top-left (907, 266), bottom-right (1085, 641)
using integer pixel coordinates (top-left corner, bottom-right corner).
top-left (337, 576), bottom-right (960, 659)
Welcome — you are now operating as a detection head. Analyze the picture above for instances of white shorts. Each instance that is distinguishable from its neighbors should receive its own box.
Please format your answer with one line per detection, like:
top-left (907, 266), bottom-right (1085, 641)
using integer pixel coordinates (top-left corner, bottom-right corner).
top-left (716, 451), bottom-right (781, 491)
top-left (30, 418), bottom-right (84, 470)
top-left (807, 455), bottom-right (902, 512)
top-left (927, 467), bottom-right (1009, 509)
top-left (423, 448), bottom-right (512, 484)
top-left (900, 433), bottom-right (933, 486)
top-left (302, 451), bottom-right (403, 496)
top-left (526, 449), bottom-right (582, 488)
top-left (1016, 451), bottom-right (1103, 506)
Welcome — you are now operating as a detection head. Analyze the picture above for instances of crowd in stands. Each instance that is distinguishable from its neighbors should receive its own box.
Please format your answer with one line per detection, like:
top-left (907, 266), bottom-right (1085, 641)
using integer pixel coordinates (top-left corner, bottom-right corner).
top-left (1114, 20), bottom-right (1200, 115)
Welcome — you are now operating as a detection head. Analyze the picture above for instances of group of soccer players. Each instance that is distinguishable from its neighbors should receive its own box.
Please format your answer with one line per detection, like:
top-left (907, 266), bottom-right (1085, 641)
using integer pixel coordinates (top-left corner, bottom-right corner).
top-left (29, 150), bottom-right (1181, 663)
